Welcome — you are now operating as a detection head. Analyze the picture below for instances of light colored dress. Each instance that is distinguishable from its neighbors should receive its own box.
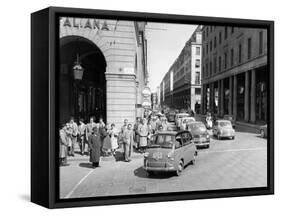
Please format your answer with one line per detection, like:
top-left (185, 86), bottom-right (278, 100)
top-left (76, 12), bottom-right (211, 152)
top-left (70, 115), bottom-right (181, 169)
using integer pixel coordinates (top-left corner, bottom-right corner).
top-left (110, 127), bottom-right (119, 150)
top-left (138, 123), bottom-right (148, 147)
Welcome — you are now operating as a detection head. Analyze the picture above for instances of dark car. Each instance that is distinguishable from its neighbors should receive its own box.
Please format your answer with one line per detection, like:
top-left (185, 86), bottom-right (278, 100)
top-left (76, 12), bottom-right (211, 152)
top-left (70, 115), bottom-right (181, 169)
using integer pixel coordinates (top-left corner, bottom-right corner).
top-left (223, 115), bottom-right (235, 128)
top-left (143, 131), bottom-right (196, 176)
top-left (260, 124), bottom-right (267, 138)
top-left (186, 121), bottom-right (210, 148)
top-left (167, 111), bottom-right (176, 122)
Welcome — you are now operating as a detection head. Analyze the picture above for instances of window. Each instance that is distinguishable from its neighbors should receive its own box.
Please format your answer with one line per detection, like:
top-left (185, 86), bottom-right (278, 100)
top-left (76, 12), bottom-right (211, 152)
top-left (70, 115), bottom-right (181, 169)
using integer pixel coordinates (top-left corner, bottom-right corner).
top-left (206, 44), bottom-right (208, 54)
top-left (202, 47), bottom-right (204, 57)
top-left (231, 27), bottom-right (234, 34)
top-left (210, 61), bottom-right (212, 75)
top-left (219, 56), bottom-right (221, 72)
top-left (248, 37), bottom-right (252, 59)
top-left (195, 72), bottom-right (200, 84)
top-left (210, 40), bottom-right (212, 52)
top-left (195, 88), bottom-right (201, 95)
top-left (238, 43), bottom-right (242, 63)
top-left (206, 27), bottom-right (208, 37)
top-left (219, 32), bottom-right (222, 44)
top-left (230, 48), bottom-right (234, 67)
top-left (203, 31), bottom-right (205, 41)
top-left (202, 66), bottom-right (204, 78)
top-left (196, 47), bottom-right (200, 55)
top-left (214, 36), bottom-right (217, 48)
top-left (214, 57), bottom-right (217, 73)
top-left (224, 52), bottom-right (228, 69)
top-left (259, 31), bottom-right (263, 54)
top-left (206, 63), bottom-right (208, 77)
top-left (195, 59), bottom-right (200, 68)
top-left (224, 27), bottom-right (228, 39)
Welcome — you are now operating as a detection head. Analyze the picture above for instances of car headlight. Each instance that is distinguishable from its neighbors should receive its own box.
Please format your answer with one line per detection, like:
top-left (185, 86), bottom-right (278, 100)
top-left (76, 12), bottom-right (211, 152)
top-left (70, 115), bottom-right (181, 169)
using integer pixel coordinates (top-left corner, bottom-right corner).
top-left (167, 151), bottom-right (175, 160)
top-left (206, 134), bottom-right (210, 139)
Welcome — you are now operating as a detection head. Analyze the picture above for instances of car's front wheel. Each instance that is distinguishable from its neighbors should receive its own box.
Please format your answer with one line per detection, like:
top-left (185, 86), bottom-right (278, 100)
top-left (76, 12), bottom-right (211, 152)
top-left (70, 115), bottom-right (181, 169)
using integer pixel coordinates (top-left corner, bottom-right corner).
top-left (176, 160), bottom-right (184, 176)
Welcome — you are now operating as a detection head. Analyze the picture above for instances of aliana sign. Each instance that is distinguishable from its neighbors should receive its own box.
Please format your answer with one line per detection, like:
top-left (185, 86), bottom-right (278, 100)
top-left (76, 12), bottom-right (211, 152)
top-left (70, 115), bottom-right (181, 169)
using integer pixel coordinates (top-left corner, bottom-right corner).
top-left (61, 17), bottom-right (111, 31)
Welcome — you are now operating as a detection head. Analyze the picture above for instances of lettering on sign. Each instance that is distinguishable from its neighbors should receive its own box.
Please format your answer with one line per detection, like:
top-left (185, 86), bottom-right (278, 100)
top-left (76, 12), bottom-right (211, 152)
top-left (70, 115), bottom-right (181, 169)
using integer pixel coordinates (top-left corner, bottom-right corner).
top-left (62, 18), bottom-right (110, 31)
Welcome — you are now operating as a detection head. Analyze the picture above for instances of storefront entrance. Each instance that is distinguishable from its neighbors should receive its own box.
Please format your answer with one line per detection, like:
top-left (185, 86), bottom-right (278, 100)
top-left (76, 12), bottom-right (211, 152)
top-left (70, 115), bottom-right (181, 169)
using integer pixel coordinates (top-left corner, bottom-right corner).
top-left (59, 36), bottom-right (107, 124)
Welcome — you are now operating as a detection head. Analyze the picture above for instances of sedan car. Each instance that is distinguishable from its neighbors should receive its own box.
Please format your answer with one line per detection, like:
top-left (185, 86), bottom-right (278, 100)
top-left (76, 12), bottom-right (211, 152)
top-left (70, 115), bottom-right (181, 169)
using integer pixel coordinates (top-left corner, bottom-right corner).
top-left (186, 121), bottom-right (210, 148)
top-left (260, 124), bottom-right (267, 138)
top-left (180, 117), bottom-right (196, 130)
top-left (223, 114), bottom-right (236, 128)
top-left (175, 113), bottom-right (190, 128)
top-left (143, 131), bottom-right (196, 176)
top-left (213, 120), bottom-right (235, 140)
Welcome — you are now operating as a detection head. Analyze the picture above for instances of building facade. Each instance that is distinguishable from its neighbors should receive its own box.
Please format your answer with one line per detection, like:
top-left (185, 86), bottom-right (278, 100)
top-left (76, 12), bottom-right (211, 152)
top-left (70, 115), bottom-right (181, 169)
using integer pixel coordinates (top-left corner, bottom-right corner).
top-left (201, 26), bottom-right (267, 123)
top-left (160, 26), bottom-right (202, 113)
top-left (59, 17), bottom-right (148, 128)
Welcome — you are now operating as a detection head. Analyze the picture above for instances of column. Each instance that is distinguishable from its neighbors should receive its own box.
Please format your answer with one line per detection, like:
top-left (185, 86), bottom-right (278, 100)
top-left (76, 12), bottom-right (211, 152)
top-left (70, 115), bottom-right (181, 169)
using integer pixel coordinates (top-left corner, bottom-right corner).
top-left (210, 83), bottom-right (214, 113)
top-left (220, 79), bottom-right (224, 116)
top-left (244, 71), bottom-right (250, 121)
top-left (218, 81), bottom-right (221, 116)
top-left (250, 69), bottom-right (256, 123)
top-left (201, 85), bottom-right (205, 114)
top-left (233, 75), bottom-right (237, 120)
top-left (228, 76), bottom-right (233, 115)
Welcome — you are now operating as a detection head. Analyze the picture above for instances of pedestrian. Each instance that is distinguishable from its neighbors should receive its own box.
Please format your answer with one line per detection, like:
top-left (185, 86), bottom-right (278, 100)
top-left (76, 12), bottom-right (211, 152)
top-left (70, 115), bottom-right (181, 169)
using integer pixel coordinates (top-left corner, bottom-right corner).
top-left (59, 124), bottom-right (69, 166)
top-left (119, 119), bottom-right (128, 148)
top-left (88, 127), bottom-right (101, 168)
top-left (109, 123), bottom-right (118, 155)
top-left (98, 117), bottom-right (105, 129)
top-left (78, 118), bottom-right (86, 155)
top-left (69, 117), bottom-right (78, 157)
top-left (123, 123), bottom-right (134, 162)
top-left (133, 117), bottom-right (141, 150)
top-left (99, 121), bottom-right (107, 156)
top-left (162, 117), bottom-right (168, 131)
top-left (102, 124), bottom-right (112, 156)
top-left (138, 118), bottom-right (149, 153)
top-left (150, 116), bottom-right (157, 134)
top-left (86, 116), bottom-right (97, 143)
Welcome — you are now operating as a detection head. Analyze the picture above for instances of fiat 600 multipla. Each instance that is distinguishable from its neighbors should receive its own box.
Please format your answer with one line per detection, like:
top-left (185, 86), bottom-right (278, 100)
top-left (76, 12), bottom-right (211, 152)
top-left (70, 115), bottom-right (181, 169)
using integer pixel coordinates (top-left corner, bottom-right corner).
top-left (143, 131), bottom-right (196, 176)
top-left (213, 120), bottom-right (235, 140)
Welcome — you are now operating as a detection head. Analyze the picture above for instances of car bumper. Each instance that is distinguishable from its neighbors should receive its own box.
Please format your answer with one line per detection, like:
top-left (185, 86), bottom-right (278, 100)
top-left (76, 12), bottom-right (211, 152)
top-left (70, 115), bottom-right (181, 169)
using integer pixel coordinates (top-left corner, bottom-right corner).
top-left (143, 166), bottom-right (176, 172)
top-left (143, 160), bottom-right (176, 172)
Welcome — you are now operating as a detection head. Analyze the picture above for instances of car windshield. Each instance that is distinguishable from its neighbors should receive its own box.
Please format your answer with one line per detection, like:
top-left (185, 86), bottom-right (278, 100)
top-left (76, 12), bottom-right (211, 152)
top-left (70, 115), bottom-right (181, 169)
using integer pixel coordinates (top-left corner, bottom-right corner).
top-left (219, 121), bottom-right (232, 128)
top-left (224, 116), bottom-right (233, 120)
top-left (188, 123), bottom-right (206, 132)
top-left (148, 135), bottom-right (175, 149)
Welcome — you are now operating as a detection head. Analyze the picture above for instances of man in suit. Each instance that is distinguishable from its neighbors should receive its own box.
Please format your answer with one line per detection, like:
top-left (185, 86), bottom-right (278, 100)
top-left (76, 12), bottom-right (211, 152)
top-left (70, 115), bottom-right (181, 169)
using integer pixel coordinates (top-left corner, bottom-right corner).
top-left (88, 127), bottom-right (101, 168)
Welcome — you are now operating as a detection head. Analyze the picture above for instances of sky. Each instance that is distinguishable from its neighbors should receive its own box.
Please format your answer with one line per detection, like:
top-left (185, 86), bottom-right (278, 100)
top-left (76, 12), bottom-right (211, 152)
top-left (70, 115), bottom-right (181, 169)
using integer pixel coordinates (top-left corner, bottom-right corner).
top-left (146, 22), bottom-right (198, 92)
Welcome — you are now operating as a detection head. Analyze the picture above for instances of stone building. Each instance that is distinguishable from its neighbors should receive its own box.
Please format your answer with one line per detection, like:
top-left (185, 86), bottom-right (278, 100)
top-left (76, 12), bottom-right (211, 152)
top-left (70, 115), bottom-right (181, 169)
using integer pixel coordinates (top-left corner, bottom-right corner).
top-left (201, 26), bottom-right (267, 123)
top-left (59, 17), bottom-right (148, 127)
top-left (159, 26), bottom-right (202, 113)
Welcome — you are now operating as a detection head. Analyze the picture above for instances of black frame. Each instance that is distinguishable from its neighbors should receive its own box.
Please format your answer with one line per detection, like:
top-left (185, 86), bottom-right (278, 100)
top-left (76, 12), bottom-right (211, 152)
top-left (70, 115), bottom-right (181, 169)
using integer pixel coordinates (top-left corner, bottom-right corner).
top-left (31, 6), bottom-right (274, 208)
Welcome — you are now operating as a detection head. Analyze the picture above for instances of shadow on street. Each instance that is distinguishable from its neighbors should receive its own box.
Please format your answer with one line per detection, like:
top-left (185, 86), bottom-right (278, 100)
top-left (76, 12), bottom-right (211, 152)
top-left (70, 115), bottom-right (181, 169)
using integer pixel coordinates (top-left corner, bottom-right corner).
top-left (134, 166), bottom-right (175, 179)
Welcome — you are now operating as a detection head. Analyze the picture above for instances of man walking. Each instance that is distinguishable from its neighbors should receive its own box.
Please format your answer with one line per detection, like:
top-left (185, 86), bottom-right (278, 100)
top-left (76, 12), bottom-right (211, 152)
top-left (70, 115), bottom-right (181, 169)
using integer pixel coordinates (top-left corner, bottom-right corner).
top-left (88, 127), bottom-right (101, 168)
top-left (123, 123), bottom-right (134, 162)
top-left (69, 117), bottom-right (78, 157)
top-left (78, 118), bottom-right (86, 155)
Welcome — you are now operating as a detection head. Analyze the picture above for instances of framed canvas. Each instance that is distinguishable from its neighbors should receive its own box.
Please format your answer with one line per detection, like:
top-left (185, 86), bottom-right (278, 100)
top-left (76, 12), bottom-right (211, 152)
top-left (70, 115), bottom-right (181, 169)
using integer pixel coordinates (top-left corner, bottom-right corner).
top-left (31, 6), bottom-right (274, 208)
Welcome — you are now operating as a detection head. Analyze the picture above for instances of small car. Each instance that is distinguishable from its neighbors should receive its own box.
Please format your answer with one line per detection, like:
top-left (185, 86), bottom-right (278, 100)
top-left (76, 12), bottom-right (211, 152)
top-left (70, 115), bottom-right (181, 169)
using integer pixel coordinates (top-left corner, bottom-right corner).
top-left (186, 121), bottom-right (210, 148)
top-left (180, 117), bottom-right (196, 130)
top-left (175, 113), bottom-right (190, 128)
top-left (213, 120), bottom-right (235, 140)
top-left (223, 114), bottom-right (236, 128)
top-left (167, 111), bottom-right (176, 122)
top-left (143, 131), bottom-right (196, 176)
top-left (260, 124), bottom-right (267, 138)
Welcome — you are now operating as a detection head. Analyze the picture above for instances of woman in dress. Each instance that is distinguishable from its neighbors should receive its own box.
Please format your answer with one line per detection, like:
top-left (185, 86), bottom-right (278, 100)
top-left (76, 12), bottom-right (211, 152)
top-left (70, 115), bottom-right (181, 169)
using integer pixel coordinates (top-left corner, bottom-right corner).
top-left (102, 124), bottom-right (112, 156)
top-left (109, 123), bottom-right (118, 155)
top-left (138, 118), bottom-right (149, 153)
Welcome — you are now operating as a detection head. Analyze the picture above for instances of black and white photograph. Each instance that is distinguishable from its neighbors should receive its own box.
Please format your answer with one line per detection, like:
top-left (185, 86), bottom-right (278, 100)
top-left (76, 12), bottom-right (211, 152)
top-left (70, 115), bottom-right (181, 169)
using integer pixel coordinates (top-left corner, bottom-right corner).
top-left (58, 16), bottom-right (269, 199)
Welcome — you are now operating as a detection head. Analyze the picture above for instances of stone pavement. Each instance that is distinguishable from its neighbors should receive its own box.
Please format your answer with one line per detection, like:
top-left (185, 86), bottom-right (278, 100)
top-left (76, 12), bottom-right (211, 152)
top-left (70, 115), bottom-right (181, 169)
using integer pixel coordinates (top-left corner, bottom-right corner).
top-left (60, 131), bottom-right (267, 199)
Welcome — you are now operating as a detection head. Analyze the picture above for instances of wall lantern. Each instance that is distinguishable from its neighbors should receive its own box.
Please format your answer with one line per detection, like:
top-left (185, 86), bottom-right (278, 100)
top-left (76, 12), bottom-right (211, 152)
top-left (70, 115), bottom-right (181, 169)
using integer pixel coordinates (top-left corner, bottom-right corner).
top-left (73, 54), bottom-right (84, 80)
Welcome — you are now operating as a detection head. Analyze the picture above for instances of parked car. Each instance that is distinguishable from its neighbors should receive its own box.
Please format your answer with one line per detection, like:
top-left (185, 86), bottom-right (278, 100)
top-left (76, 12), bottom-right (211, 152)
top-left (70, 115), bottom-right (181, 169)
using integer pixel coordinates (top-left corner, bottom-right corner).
top-left (143, 131), bottom-right (196, 176)
top-left (175, 113), bottom-right (190, 129)
top-left (186, 121), bottom-right (210, 148)
top-left (167, 111), bottom-right (176, 122)
top-left (213, 120), bottom-right (235, 140)
top-left (260, 124), bottom-right (267, 138)
top-left (180, 117), bottom-right (196, 130)
top-left (223, 114), bottom-right (236, 128)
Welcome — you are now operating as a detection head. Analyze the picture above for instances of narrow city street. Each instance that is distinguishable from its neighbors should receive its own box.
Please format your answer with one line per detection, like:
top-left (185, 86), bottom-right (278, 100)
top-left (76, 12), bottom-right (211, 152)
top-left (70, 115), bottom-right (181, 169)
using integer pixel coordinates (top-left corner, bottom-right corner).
top-left (60, 124), bottom-right (267, 199)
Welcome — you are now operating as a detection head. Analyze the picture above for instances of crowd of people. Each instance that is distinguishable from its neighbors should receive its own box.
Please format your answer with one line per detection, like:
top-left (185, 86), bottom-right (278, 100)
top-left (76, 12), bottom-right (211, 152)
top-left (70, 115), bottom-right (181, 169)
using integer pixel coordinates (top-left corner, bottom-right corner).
top-left (59, 114), bottom-right (171, 167)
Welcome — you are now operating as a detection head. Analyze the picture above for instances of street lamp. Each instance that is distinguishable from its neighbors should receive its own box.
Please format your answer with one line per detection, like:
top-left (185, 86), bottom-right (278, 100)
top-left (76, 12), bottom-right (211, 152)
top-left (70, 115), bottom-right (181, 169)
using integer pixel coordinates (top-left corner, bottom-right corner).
top-left (73, 54), bottom-right (84, 80)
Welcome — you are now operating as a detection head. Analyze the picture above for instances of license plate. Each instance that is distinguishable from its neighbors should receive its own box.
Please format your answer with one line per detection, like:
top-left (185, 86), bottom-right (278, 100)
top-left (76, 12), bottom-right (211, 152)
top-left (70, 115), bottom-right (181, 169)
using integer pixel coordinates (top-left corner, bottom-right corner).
top-left (152, 152), bottom-right (162, 160)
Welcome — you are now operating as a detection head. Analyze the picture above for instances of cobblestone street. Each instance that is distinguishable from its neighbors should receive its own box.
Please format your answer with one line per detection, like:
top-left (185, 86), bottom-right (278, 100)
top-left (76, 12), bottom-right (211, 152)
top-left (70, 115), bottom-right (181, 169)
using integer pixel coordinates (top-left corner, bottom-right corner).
top-left (60, 128), bottom-right (267, 198)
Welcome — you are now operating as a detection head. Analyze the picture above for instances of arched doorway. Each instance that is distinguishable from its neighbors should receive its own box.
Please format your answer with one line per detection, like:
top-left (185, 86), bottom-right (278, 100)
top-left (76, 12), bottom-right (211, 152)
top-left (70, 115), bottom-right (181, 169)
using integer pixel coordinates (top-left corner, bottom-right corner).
top-left (59, 36), bottom-right (107, 124)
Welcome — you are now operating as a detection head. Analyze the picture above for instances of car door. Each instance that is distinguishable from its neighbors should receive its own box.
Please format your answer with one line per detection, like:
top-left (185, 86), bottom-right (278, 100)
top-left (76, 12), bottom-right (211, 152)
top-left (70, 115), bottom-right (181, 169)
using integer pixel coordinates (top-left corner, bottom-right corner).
top-left (213, 121), bottom-right (218, 136)
top-left (181, 132), bottom-right (194, 165)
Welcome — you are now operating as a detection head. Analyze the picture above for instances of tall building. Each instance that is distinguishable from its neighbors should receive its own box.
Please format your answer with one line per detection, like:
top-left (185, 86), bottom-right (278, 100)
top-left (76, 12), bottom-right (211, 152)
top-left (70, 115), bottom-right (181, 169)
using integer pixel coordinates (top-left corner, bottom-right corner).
top-left (59, 18), bottom-right (148, 127)
top-left (159, 26), bottom-right (202, 113)
top-left (201, 26), bottom-right (267, 123)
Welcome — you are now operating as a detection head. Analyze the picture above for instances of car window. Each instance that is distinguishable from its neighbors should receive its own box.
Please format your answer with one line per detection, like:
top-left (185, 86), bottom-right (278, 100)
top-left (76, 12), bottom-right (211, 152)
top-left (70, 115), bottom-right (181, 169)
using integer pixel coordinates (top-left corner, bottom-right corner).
top-left (181, 132), bottom-right (192, 145)
top-left (175, 135), bottom-right (182, 148)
